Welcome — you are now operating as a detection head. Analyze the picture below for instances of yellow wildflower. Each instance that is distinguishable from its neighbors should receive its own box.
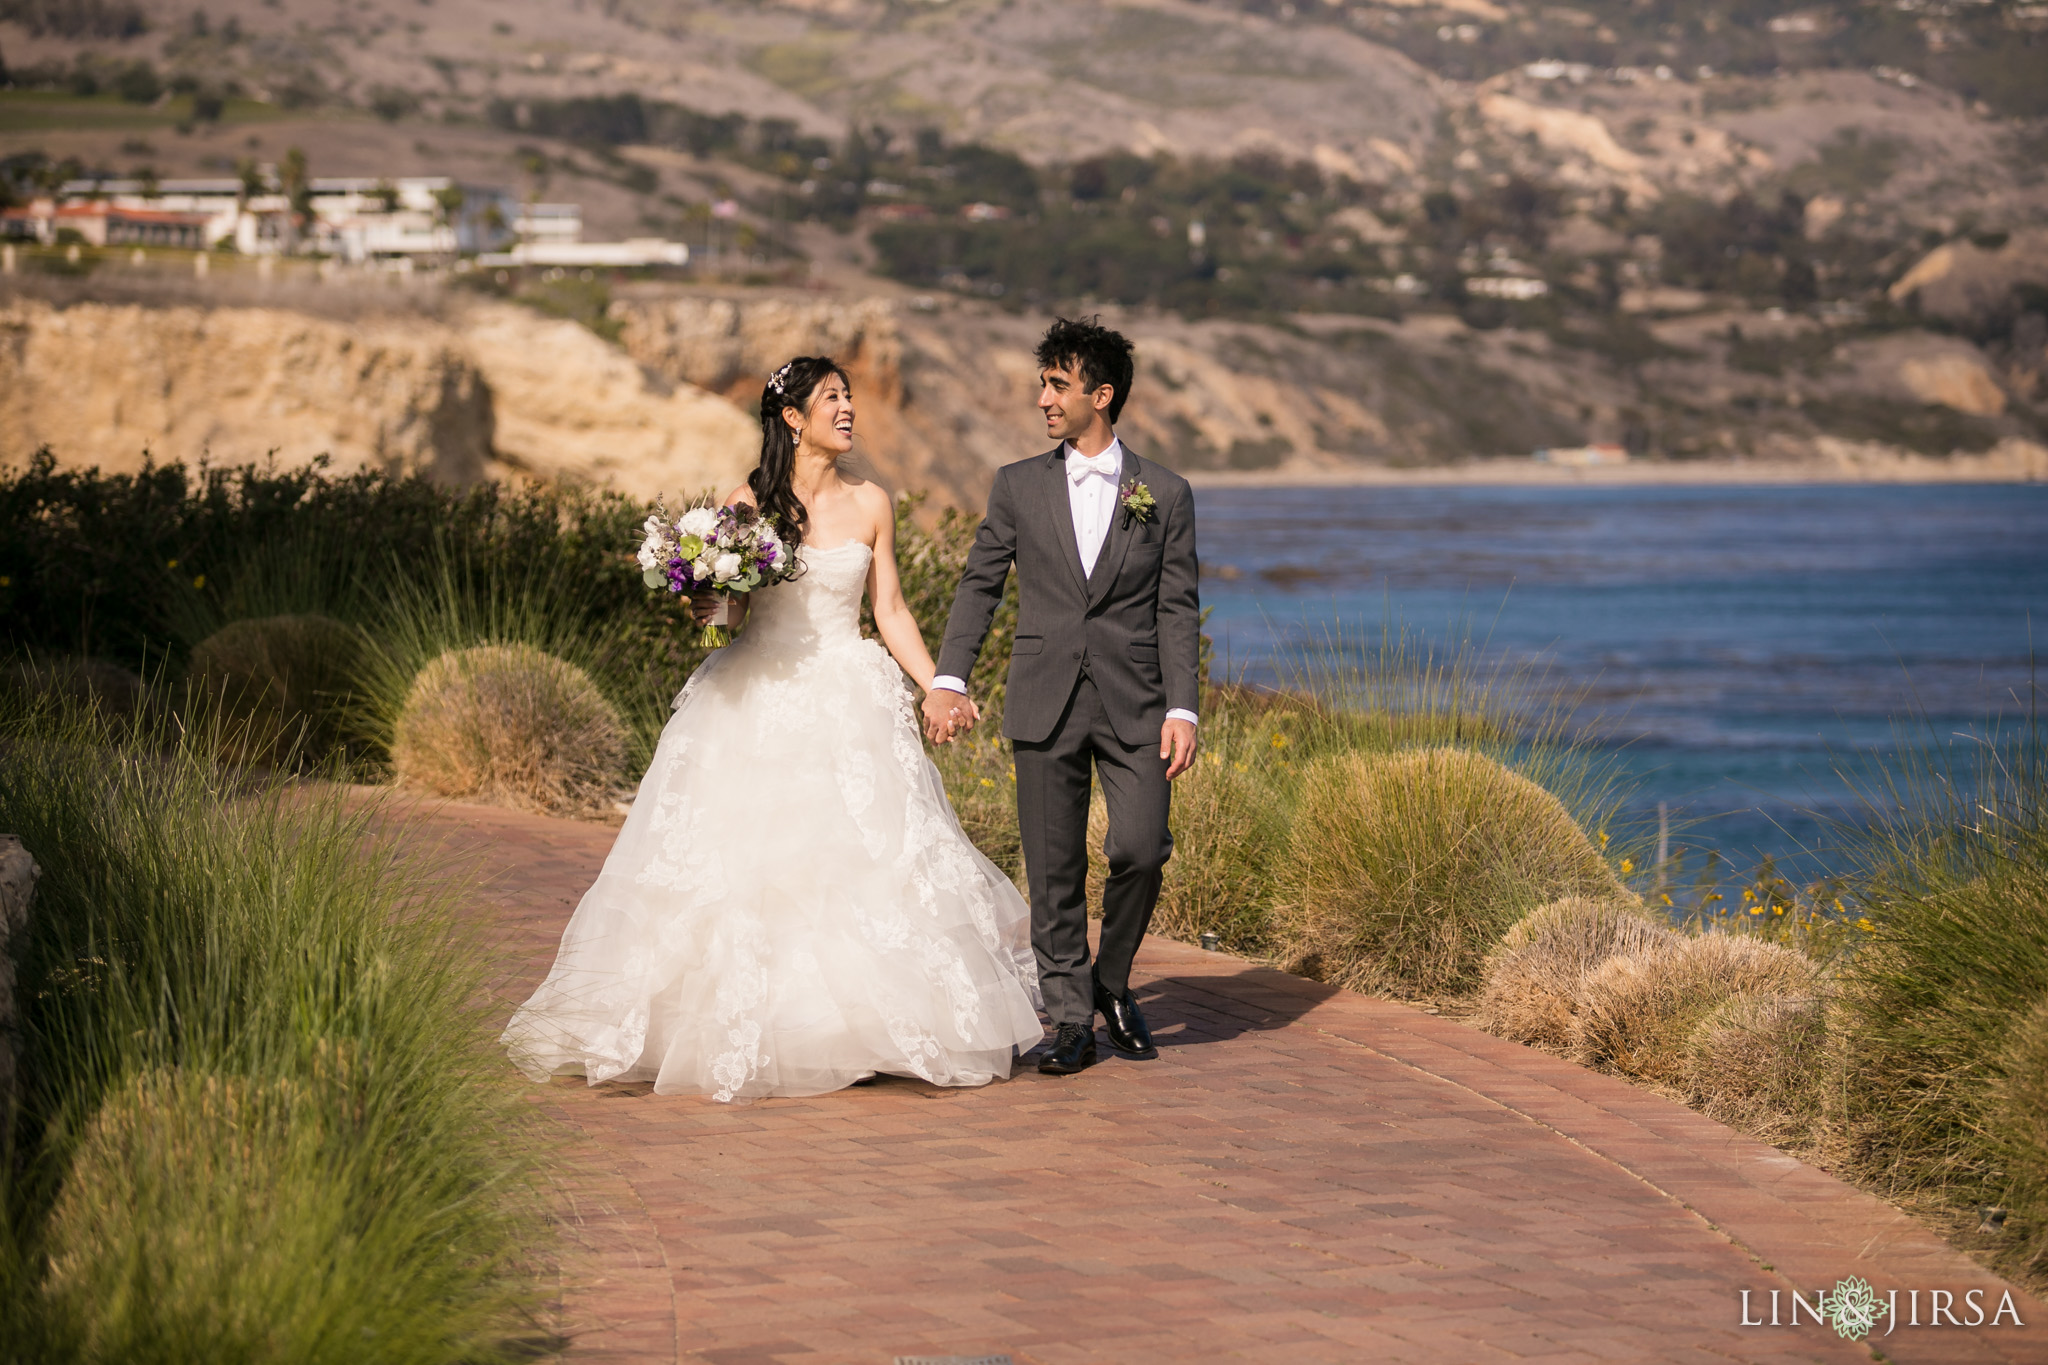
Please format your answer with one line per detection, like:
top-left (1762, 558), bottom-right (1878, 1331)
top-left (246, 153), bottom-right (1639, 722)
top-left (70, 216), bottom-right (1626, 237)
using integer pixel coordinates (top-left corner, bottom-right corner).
top-left (1620, 858), bottom-right (1634, 875)
top-left (979, 778), bottom-right (994, 788)
top-left (1271, 733), bottom-right (1289, 749)
top-left (1857, 917), bottom-right (1875, 932)
top-left (1659, 893), bottom-right (1673, 906)
top-left (1598, 831), bottom-right (1609, 848)
top-left (192, 575), bottom-right (205, 589)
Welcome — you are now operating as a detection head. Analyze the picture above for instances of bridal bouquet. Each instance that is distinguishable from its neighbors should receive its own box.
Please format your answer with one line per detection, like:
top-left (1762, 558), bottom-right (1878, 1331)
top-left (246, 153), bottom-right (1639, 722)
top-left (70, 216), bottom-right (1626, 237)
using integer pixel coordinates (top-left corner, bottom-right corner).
top-left (638, 498), bottom-right (798, 646)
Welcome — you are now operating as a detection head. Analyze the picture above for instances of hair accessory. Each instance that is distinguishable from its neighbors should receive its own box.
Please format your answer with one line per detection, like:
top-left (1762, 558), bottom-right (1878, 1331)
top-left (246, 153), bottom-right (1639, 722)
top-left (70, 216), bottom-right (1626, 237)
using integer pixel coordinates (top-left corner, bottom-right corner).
top-left (767, 362), bottom-right (795, 398)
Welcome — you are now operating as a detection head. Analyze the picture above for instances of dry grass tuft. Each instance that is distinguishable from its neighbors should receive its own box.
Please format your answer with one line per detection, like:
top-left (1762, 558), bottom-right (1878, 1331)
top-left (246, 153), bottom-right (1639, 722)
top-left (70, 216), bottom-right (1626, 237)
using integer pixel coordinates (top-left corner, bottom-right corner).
top-left (1989, 997), bottom-right (2048, 1271)
top-left (1574, 933), bottom-right (1820, 1084)
top-left (1474, 896), bottom-right (1677, 1048)
top-left (392, 643), bottom-right (624, 815)
top-left (188, 614), bottom-right (366, 764)
top-left (1276, 747), bottom-right (1628, 996)
top-left (1682, 992), bottom-right (1832, 1142)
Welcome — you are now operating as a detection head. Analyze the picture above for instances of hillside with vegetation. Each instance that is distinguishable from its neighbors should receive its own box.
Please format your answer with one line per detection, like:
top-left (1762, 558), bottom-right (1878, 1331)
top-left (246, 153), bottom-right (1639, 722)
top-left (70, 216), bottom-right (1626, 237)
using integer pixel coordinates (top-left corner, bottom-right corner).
top-left (0, 0), bottom-right (2044, 489)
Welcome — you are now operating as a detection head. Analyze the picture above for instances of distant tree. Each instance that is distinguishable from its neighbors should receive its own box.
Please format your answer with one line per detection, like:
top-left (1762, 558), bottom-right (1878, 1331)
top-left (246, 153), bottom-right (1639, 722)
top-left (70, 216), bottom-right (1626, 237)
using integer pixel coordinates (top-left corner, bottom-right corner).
top-left (368, 84), bottom-right (418, 123)
top-left (234, 156), bottom-right (265, 207)
top-left (280, 146), bottom-right (310, 251)
top-left (370, 179), bottom-right (399, 212)
top-left (191, 87), bottom-right (224, 123)
top-left (431, 184), bottom-right (465, 226)
top-left (114, 60), bottom-right (161, 103)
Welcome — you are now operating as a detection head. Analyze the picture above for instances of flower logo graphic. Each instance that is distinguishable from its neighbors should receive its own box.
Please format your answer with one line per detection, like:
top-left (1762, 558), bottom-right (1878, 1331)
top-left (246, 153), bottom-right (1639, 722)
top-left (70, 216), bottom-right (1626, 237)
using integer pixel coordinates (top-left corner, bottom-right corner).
top-left (1817, 1277), bottom-right (1889, 1341)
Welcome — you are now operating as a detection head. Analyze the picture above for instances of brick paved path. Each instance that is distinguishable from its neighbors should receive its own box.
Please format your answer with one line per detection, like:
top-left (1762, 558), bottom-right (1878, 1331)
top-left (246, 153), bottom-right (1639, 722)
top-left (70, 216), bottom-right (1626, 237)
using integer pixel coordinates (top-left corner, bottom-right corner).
top-left (396, 796), bottom-right (2045, 1365)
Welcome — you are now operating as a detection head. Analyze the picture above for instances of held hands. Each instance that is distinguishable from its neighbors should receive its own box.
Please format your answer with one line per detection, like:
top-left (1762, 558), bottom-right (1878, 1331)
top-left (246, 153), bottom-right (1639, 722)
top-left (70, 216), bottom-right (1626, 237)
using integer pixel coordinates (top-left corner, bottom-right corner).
top-left (922, 688), bottom-right (980, 744)
top-left (1161, 717), bottom-right (1198, 781)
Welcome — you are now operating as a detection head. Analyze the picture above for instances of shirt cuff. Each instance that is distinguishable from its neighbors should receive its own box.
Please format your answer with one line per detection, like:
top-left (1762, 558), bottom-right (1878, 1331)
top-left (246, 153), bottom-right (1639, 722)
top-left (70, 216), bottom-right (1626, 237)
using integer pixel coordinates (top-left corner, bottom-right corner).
top-left (931, 676), bottom-right (968, 695)
top-left (1166, 709), bottom-right (1199, 726)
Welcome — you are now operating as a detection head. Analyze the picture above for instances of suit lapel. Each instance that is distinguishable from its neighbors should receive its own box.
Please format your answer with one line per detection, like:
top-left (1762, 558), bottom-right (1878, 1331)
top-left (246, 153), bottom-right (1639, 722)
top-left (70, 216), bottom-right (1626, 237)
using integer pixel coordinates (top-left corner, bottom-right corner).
top-left (1044, 447), bottom-right (1089, 598)
top-left (1085, 443), bottom-right (1139, 607)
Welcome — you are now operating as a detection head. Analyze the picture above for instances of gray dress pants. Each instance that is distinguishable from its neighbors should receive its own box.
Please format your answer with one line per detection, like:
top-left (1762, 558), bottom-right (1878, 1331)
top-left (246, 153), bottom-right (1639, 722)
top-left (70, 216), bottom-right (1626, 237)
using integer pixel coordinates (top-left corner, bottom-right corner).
top-left (1011, 673), bottom-right (1173, 1027)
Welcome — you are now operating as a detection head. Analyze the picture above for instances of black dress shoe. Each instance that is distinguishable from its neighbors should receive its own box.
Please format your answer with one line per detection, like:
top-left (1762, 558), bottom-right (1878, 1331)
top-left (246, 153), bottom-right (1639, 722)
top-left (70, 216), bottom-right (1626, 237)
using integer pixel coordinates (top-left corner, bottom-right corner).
top-left (1037, 1021), bottom-right (1097, 1075)
top-left (1094, 983), bottom-right (1159, 1060)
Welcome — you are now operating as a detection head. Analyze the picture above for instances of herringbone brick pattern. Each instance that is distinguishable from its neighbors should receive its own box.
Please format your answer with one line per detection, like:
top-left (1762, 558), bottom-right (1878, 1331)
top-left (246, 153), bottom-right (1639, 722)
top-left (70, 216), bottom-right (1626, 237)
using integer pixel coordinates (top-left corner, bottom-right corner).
top-left (387, 795), bottom-right (2045, 1365)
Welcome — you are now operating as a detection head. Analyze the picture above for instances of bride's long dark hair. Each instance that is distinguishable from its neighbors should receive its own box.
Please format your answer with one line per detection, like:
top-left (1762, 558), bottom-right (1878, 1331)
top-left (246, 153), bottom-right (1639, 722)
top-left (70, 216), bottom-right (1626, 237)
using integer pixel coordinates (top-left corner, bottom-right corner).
top-left (749, 355), bottom-right (850, 558)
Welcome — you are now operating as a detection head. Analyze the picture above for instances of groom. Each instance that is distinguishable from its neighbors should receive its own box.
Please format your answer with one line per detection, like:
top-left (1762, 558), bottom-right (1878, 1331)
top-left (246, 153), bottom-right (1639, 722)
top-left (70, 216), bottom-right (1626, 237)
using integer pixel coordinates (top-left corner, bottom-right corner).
top-left (923, 317), bottom-right (1201, 1075)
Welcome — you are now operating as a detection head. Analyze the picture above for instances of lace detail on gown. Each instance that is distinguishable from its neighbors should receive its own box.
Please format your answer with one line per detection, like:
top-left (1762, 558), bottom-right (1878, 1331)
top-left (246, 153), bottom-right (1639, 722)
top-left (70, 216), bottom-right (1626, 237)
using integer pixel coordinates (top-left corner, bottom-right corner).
top-left (501, 542), bottom-right (1043, 1102)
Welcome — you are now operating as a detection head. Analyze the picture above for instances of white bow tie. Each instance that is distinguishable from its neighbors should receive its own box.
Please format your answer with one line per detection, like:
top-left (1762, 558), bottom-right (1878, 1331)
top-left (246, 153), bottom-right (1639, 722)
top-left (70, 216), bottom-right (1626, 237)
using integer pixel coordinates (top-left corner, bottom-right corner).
top-left (1067, 451), bottom-right (1119, 483)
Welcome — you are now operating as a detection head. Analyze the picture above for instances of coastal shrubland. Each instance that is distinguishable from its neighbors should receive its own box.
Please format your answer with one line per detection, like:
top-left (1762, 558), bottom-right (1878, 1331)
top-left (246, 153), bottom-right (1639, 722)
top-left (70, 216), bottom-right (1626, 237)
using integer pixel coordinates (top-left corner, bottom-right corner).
top-left (0, 701), bottom-right (552, 1363)
top-left (6, 453), bottom-right (2045, 1296)
top-left (1470, 722), bottom-right (2048, 1286)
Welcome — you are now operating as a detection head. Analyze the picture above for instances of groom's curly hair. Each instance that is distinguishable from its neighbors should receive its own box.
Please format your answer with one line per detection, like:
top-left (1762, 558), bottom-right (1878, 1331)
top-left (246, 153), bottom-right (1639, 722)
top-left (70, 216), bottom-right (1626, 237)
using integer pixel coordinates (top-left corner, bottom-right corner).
top-left (1036, 316), bottom-right (1136, 424)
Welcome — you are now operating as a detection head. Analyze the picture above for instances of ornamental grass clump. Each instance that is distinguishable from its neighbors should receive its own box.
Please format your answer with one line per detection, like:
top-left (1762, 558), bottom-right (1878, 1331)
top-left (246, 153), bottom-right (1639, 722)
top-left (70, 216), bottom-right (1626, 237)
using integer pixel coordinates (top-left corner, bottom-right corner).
top-left (1572, 932), bottom-right (1820, 1085)
top-left (1680, 991), bottom-right (1832, 1144)
top-left (0, 702), bottom-right (552, 1363)
top-left (1275, 747), bottom-right (1628, 997)
top-left (393, 643), bottom-right (625, 816)
top-left (2, 656), bottom-right (146, 720)
top-left (1474, 896), bottom-right (1677, 1049)
top-left (187, 613), bottom-right (367, 765)
top-left (1827, 723), bottom-right (2048, 1275)
top-left (1988, 999), bottom-right (2048, 1273)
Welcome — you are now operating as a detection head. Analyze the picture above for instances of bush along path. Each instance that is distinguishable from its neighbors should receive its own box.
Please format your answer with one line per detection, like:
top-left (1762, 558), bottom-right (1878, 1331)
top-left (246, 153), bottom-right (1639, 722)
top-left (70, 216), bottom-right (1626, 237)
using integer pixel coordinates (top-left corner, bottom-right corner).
top-left (415, 797), bottom-right (2044, 1365)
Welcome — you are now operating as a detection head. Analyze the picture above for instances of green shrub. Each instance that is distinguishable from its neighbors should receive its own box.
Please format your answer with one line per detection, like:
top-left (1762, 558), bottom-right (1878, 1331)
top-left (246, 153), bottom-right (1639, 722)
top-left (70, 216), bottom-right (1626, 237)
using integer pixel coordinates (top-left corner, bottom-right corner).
top-left (393, 643), bottom-right (626, 815)
top-left (0, 706), bottom-right (550, 1362)
top-left (1573, 933), bottom-right (1820, 1084)
top-left (3, 656), bottom-right (145, 720)
top-left (186, 613), bottom-right (366, 765)
top-left (1475, 896), bottom-right (1673, 1049)
top-left (1276, 747), bottom-right (1627, 997)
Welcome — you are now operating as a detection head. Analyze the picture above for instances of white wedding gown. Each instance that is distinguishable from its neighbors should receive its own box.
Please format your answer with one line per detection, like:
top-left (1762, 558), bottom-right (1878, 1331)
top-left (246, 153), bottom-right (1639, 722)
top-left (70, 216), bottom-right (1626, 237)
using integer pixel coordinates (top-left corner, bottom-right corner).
top-left (503, 541), bottom-right (1044, 1102)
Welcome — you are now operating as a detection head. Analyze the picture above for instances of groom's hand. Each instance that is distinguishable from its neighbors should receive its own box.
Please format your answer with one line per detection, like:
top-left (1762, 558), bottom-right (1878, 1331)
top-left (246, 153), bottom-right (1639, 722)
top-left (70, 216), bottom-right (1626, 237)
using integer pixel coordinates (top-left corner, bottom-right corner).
top-left (1161, 718), bottom-right (1198, 780)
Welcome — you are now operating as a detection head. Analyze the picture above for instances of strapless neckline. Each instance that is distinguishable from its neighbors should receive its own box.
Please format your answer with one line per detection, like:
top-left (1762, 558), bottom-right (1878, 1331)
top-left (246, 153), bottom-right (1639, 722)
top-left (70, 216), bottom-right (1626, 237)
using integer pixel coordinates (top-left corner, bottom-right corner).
top-left (803, 540), bottom-right (872, 558)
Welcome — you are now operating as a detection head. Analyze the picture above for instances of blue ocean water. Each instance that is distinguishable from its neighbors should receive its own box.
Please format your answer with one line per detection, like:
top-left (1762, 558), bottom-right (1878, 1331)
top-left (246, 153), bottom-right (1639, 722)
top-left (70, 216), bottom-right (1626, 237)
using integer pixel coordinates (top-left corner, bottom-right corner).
top-left (1193, 482), bottom-right (2048, 886)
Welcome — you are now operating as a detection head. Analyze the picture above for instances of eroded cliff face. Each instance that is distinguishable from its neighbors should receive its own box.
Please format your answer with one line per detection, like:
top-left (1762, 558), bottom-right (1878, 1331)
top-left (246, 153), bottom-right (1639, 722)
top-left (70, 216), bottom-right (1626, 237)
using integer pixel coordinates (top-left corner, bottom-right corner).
top-left (0, 299), bottom-right (494, 482)
top-left (607, 291), bottom-right (1583, 505)
top-left (461, 302), bottom-right (757, 498)
top-left (0, 298), bottom-right (758, 502)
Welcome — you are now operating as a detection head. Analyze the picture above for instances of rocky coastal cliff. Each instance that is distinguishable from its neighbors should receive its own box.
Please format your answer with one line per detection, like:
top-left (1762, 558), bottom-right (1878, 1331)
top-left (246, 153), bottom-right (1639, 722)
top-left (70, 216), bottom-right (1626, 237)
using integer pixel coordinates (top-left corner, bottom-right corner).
top-left (0, 296), bottom-right (758, 501)
top-left (3, 271), bottom-right (2042, 510)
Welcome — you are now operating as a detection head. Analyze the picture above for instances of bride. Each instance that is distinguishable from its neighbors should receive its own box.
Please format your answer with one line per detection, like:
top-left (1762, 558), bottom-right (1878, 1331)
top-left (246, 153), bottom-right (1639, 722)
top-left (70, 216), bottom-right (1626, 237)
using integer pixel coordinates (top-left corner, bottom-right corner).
top-left (502, 356), bottom-right (1044, 1102)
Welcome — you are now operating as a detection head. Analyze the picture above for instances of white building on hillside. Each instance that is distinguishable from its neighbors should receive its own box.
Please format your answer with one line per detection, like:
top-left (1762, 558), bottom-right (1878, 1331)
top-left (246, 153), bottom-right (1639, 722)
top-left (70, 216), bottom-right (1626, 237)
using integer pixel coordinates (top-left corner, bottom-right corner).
top-left (51, 175), bottom-right (519, 261)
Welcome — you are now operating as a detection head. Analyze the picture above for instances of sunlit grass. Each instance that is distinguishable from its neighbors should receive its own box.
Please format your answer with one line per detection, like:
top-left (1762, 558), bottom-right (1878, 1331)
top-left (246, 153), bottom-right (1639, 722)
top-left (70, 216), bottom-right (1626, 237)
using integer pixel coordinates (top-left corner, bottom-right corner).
top-left (0, 697), bottom-right (555, 1363)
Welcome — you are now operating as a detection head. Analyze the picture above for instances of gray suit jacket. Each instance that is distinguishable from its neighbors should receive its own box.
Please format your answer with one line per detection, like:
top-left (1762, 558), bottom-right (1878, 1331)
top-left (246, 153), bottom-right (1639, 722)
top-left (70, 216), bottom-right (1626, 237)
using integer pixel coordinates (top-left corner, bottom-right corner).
top-left (937, 441), bottom-right (1200, 747)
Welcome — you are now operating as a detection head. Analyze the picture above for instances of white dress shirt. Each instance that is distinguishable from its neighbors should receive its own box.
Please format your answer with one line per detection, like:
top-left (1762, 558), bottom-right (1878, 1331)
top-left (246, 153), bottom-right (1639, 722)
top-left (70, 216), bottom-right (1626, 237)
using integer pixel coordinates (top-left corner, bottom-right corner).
top-left (934, 437), bottom-right (1198, 727)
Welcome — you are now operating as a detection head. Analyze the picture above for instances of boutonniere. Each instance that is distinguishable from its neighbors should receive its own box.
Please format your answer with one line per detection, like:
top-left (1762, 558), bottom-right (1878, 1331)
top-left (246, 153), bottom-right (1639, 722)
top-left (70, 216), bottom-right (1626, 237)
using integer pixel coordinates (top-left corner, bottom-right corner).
top-left (1120, 480), bottom-right (1156, 526)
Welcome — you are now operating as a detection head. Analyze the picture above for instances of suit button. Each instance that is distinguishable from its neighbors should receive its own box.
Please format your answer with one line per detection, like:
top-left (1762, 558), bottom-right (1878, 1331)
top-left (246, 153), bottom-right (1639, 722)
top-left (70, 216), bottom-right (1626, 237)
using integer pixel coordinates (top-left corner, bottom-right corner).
top-left (1071, 650), bottom-right (1082, 660)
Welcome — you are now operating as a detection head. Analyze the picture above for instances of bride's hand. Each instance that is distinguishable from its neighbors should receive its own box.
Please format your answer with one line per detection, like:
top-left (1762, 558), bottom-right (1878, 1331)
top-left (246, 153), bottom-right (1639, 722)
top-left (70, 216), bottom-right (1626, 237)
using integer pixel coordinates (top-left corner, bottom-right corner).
top-left (689, 590), bottom-right (740, 625)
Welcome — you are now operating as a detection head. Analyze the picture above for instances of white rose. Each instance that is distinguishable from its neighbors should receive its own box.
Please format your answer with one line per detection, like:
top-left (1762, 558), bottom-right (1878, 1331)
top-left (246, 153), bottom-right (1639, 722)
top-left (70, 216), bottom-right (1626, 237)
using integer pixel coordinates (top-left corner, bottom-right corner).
top-left (680, 507), bottom-right (718, 538)
top-left (636, 542), bottom-right (659, 570)
top-left (713, 552), bottom-right (742, 581)
top-left (693, 557), bottom-right (717, 582)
